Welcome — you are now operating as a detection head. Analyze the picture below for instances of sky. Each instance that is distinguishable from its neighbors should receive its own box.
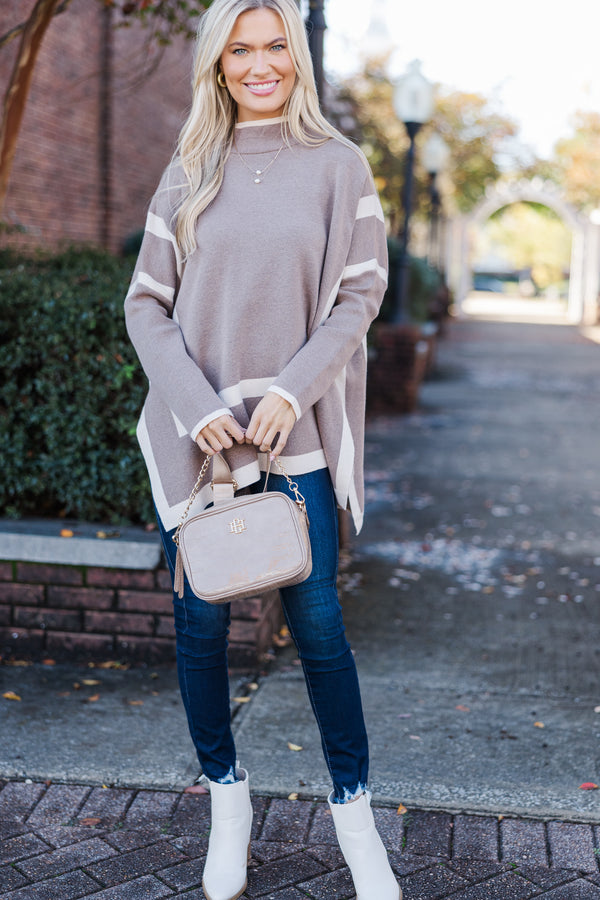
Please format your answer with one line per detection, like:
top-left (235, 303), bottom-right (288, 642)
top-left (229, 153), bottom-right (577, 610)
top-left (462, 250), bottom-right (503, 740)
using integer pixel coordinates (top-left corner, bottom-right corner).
top-left (316, 0), bottom-right (600, 160)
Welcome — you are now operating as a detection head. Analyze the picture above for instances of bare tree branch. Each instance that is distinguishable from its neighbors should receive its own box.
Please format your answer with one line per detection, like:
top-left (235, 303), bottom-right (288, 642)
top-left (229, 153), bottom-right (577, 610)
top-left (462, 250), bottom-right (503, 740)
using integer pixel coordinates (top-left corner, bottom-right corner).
top-left (0, 0), bottom-right (67, 211)
top-left (0, 0), bottom-right (74, 51)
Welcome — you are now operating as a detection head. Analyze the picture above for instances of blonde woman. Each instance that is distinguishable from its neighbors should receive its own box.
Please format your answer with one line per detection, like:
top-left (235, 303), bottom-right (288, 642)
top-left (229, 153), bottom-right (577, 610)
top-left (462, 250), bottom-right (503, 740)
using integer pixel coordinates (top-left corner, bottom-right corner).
top-left (125, 1), bottom-right (399, 898)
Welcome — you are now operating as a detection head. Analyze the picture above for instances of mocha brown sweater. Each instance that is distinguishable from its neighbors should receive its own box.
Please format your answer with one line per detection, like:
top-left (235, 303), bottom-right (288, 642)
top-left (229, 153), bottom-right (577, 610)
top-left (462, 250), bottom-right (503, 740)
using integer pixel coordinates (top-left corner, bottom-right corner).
top-left (124, 118), bottom-right (388, 533)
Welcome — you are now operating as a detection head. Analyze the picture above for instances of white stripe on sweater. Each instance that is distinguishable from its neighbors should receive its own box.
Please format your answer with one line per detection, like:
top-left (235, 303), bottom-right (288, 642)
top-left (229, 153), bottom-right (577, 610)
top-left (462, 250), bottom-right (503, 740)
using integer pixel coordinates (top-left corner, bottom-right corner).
top-left (333, 366), bottom-right (355, 511)
top-left (319, 258), bottom-right (387, 326)
top-left (137, 270), bottom-right (175, 304)
top-left (343, 258), bottom-right (388, 283)
top-left (219, 376), bottom-right (276, 408)
top-left (146, 211), bottom-right (182, 279)
top-left (356, 194), bottom-right (385, 223)
top-left (348, 478), bottom-right (363, 533)
top-left (137, 406), bottom-right (188, 532)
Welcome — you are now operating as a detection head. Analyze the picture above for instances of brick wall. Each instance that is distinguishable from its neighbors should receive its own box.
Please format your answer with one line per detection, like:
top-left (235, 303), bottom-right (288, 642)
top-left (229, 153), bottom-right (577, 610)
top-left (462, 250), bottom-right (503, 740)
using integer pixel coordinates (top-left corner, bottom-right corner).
top-left (0, 559), bottom-right (283, 670)
top-left (0, 1), bottom-right (192, 253)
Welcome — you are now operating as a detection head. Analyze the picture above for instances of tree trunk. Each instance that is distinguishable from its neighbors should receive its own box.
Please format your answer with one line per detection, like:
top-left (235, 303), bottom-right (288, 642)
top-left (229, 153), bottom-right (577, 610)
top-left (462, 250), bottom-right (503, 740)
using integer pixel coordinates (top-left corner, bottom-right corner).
top-left (0, 0), bottom-right (68, 214)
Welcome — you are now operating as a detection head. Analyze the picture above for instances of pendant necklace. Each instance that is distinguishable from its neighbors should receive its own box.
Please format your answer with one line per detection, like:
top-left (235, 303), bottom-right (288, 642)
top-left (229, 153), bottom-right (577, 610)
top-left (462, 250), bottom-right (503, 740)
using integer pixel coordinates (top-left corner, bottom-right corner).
top-left (234, 143), bottom-right (285, 184)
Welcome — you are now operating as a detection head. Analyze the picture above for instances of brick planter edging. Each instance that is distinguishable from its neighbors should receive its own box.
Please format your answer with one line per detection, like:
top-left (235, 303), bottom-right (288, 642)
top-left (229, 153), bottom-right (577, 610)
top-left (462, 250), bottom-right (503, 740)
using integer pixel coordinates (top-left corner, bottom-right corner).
top-left (0, 527), bottom-right (283, 668)
top-left (367, 322), bottom-right (436, 414)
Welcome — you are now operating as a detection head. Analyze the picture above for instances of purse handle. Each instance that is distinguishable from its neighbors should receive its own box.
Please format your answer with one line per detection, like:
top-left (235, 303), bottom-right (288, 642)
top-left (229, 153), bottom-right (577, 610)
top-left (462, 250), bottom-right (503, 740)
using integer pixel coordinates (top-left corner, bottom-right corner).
top-left (172, 452), bottom-right (308, 549)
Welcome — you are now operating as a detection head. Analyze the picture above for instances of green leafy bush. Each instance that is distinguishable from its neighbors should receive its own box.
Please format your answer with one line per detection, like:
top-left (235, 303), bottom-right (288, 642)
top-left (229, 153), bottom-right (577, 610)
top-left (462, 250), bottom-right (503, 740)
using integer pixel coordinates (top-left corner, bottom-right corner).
top-left (0, 247), bottom-right (153, 524)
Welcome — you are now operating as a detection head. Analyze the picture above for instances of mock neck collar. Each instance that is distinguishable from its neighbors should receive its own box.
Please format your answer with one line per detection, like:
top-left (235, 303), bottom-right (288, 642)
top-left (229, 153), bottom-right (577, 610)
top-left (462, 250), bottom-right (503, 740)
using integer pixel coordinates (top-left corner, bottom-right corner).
top-left (235, 115), bottom-right (287, 129)
top-left (232, 117), bottom-right (289, 154)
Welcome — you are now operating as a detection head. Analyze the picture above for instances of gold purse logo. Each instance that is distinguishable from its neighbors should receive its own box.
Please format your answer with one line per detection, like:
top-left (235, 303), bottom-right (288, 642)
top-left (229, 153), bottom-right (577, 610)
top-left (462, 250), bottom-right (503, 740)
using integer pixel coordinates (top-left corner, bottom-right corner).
top-left (229, 518), bottom-right (246, 534)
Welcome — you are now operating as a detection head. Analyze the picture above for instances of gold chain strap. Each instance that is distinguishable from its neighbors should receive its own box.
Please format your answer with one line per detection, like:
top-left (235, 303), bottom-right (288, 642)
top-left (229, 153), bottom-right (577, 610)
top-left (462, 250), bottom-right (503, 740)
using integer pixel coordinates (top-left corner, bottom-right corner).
top-left (173, 453), bottom-right (309, 547)
top-left (274, 456), bottom-right (308, 517)
top-left (172, 454), bottom-right (212, 547)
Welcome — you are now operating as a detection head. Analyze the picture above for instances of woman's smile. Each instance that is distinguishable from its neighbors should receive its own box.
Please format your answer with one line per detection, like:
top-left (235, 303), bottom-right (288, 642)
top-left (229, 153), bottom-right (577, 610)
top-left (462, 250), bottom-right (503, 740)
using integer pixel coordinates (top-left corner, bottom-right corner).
top-left (245, 80), bottom-right (280, 95)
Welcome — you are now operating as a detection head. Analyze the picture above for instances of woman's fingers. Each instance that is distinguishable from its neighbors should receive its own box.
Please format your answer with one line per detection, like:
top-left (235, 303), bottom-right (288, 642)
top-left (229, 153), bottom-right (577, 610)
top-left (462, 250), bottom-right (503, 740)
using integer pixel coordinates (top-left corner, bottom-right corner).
top-left (196, 415), bottom-right (246, 455)
top-left (245, 393), bottom-right (296, 457)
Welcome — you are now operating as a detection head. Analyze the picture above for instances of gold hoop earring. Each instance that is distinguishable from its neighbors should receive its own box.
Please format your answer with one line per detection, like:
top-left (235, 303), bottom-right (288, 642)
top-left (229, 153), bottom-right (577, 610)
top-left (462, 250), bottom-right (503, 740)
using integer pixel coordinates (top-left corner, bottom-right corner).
top-left (217, 71), bottom-right (227, 88)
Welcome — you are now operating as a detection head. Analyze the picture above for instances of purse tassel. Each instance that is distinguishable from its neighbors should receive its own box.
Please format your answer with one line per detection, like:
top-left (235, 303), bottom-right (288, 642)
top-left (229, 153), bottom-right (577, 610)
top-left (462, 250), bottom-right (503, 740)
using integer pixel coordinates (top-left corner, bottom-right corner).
top-left (174, 545), bottom-right (185, 599)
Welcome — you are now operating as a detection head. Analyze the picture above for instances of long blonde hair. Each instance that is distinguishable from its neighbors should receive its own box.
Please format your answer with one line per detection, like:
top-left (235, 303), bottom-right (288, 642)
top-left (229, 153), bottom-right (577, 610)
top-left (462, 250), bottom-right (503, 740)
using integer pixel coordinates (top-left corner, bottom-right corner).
top-left (174, 0), bottom-right (360, 258)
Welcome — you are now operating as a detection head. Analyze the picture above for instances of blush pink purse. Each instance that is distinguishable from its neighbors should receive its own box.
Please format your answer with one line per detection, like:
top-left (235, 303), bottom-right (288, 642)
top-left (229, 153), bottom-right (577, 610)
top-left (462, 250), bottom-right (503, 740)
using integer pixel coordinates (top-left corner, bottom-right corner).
top-left (173, 453), bottom-right (312, 603)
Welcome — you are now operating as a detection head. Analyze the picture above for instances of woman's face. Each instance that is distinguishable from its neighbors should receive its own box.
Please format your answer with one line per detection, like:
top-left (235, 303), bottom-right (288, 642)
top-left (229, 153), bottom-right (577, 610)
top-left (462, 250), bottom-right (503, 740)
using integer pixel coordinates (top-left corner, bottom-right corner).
top-left (220, 8), bottom-right (296, 123)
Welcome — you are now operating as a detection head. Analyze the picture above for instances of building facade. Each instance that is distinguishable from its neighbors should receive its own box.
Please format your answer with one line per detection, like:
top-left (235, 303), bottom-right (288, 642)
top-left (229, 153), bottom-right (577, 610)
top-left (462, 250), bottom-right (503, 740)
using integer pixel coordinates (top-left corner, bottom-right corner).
top-left (1, 1), bottom-right (193, 254)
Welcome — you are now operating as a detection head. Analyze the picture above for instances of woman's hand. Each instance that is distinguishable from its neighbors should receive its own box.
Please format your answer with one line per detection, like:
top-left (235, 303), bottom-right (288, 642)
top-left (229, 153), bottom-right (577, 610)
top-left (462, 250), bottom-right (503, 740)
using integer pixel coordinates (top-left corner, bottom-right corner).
top-left (195, 414), bottom-right (246, 455)
top-left (245, 393), bottom-right (296, 458)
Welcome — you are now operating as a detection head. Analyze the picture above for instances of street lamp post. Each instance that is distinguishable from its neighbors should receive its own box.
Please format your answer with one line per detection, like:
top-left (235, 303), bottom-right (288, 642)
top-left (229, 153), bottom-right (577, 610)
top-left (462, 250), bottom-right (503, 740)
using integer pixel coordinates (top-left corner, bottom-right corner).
top-left (306, 0), bottom-right (326, 105)
top-left (392, 60), bottom-right (434, 322)
top-left (422, 132), bottom-right (449, 270)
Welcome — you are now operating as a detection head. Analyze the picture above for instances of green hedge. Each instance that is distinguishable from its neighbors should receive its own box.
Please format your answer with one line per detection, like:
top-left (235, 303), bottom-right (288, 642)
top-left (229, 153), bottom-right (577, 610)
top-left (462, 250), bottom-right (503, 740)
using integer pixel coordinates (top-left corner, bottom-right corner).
top-left (0, 247), bottom-right (153, 524)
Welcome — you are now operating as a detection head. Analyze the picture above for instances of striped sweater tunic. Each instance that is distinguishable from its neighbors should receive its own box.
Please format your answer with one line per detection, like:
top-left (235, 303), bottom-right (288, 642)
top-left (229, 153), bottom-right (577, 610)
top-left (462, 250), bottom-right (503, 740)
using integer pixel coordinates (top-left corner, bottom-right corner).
top-left (124, 117), bottom-right (388, 533)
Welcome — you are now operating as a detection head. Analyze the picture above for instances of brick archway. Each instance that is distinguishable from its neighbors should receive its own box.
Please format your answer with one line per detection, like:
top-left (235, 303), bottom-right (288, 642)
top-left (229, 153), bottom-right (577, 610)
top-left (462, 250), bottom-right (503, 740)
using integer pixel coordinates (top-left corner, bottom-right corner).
top-left (446, 179), bottom-right (600, 324)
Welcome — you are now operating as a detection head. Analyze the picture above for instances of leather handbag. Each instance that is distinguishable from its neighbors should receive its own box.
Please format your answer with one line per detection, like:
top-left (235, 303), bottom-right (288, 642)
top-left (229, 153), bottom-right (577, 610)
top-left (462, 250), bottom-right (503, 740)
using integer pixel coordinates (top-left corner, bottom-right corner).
top-left (173, 453), bottom-right (312, 603)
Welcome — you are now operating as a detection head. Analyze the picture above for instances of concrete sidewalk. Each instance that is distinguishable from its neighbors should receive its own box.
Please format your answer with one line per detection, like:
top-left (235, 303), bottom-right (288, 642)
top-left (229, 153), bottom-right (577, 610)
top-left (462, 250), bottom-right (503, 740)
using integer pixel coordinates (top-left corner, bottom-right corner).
top-left (237, 314), bottom-right (600, 822)
top-left (3, 309), bottom-right (600, 897)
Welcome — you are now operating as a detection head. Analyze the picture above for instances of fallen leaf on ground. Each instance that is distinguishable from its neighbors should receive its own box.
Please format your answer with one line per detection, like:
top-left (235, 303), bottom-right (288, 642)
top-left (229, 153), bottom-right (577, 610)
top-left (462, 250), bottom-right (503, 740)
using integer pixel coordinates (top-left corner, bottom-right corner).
top-left (3, 691), bottom-right (21, 701)
top-left (86, 694), bottom-right (100, 703)
top-left (456, 705), bottom-right (470, 712)
top-left (272, 632), bottom-right (292, 647)
top-left (60, 529), bottom-right (74, 538)
top-left (533, 721), bottom-right (545, 728)
top-left (82, 679), bottom-right (101, 686)
top-left (579, 782), bottom-right (599, 790)
top-left (80, 817), bottom-right (102, 827)
top-left (42, 659), bottom-right (56, 666)
top-left (184, 783), bottom-right (209, 795)
top-left (287, 742), bottom-right (303, 751)
top-left (397, 803), bottom-right (407, 815)
top-left (288, 792), bottom-right (299, 801)
top-left (128, 700), bottom-right (143, 706)
top-left (232, 696), bottom-right (250, 704)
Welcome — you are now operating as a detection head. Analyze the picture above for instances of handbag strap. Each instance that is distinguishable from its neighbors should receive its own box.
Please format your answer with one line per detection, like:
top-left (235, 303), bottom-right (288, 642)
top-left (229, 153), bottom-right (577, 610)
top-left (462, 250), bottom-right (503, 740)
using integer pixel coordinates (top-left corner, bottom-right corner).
top-left (173, 451), bottom-right (308, 549)
top-left (173, 453), bottom-right (239, 547)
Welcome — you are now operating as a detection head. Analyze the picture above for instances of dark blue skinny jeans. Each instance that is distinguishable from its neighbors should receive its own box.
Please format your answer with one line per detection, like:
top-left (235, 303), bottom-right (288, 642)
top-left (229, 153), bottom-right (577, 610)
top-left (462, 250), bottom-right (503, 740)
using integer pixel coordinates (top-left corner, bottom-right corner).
top-left (157, 466), bottom-right (369, 802)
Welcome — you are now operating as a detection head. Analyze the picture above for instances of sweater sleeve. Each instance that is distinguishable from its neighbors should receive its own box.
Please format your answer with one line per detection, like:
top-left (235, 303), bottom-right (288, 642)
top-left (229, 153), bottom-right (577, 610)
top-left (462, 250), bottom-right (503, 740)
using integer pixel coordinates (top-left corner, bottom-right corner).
top-left (268, 171), bottom-right (388, 418)
top-left (124, 168), bottom-right (232, 438)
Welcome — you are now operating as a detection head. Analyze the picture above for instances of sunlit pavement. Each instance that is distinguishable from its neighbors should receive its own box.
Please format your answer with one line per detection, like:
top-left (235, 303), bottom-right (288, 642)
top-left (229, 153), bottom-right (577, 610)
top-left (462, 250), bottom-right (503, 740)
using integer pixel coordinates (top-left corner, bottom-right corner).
top-left (460, 291), bottom-right (570, 324)
top-left (3, 299), bottom-right (600, 897)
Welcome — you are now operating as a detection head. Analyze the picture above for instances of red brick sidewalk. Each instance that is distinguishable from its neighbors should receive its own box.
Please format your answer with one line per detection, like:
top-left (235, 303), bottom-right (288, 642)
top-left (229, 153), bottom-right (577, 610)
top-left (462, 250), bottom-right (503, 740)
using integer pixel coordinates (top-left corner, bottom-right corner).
top-left (1, 780), bottom-right (600, 899)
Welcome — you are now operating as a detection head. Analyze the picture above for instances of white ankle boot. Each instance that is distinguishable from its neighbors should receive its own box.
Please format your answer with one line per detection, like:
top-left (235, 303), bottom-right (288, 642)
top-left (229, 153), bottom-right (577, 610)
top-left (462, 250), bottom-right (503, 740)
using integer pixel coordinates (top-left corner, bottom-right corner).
top-left (202, 768), bottom-right (253, 900)
top-left (328, 791), bottom-right (402, 900)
